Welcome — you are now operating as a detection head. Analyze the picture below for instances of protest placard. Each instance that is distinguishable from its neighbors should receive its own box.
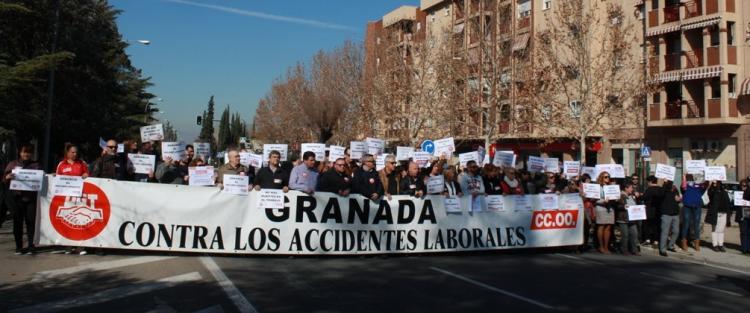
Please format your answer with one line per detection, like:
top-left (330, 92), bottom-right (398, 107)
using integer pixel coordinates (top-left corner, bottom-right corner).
top-left (539, 193), bottom-right (560, 210)
top-left (434, 137), bottom-right (455, 157)
top-left (705, 166), bottom-right (727, 181)
top-left (487, 195), bottom-right (505, 212)
top-left (161, 142), bottom-right (186, 161)
top-left (350, 141), bottom-right (366, 160)
top-left (140, 124), bottom-right (164, 142)
top-left (655, 164), bottom-right (677, 181)
top-left (188, 166), bottom-right (215, 186)
top-left (9, 169), bottom-right (44, 191)
top-left (263, 144), bottom-right (288, 162)
top-left (329, 145), bottom-right (346, 161)
top-left (222, 175), bottom-right (249, 196)
top-left (258, 189), bottom-right (284, 208)
top-left (685, 160), bottom-right (706, 175)
top-left (544, 158), bottom-right (560, 173)
top-left (493, 151), bottom-right (516, 168)
top-left (301, 143), bottom-right (326, 161)
top-left (426, 175), bottom-right (445, 194)
top-left (412, 152), bottom-right (432, 168)
top-left (527, 156), bottom-right (545, 173)
top-left (459, 152), bottom-right (479, 168)
top-left (626, 205), bottom-right (647, 221)
top-left (564, 161), bottom-right (581, 178)
top-left (397, 146), bottom-right (415, 161)
top-left (603, 185), bottom-right (621, 200)
top-left (128, 154), bottom-right (155, 174)
top-left (52, 175), bottom-right (84, 197)
top-left (194, 142), bottom-right (211, 160)
top-left (365, 138), bottom-right (385, 156)
top-left (583, 183), bottom-right (601, 199)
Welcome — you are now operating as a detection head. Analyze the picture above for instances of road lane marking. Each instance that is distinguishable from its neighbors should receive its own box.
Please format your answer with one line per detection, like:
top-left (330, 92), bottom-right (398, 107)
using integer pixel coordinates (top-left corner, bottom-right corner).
top-left (553, 253), bottom-right (604, 265)
top-left (31, 256), bottom-right (176, 282)
top-left (678, 259), bottom-right (750, 277)
top-left (200, 257), bottom-right (258, 313)
top-left (639, 272), bottom-right (743, 297)
top-left (10, 272), bottom-right (202, 313)
top-left (429, 266), bottom-right (558, 310)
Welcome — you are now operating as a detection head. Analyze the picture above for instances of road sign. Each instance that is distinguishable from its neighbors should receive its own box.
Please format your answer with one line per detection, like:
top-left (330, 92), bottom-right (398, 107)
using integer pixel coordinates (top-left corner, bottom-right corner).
top-left (641, 146), bottom-right (651, 158)
top-left (421, 140), bottom-right (435, 154)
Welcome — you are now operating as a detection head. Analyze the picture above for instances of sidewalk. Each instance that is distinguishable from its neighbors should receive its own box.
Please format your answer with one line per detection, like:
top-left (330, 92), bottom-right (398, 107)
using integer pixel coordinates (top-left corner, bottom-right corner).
top-left (640, 219), bottom-right (750, 271)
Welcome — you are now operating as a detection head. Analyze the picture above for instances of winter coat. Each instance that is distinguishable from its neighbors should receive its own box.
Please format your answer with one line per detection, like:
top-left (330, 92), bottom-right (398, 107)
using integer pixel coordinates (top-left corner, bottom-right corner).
top-left (705, 187), bottom-right (731, 225)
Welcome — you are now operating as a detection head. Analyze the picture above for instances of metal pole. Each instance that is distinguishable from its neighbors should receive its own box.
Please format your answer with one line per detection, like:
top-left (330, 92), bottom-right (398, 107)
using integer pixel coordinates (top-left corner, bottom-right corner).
top-left (42, 0), bottom-right (61, 172)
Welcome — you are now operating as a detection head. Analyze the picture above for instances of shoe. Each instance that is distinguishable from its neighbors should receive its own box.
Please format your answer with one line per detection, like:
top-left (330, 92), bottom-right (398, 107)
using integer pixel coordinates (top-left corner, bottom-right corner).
top-left (719, 246), bottom-right (726, 253)
top-left (693, 240), bottom-right (701, 251)
top-left (712, 246), bottom-right (721, 252)
top-left (668, 248), bottom-right (677, 253)
top-left (79, 250), bottom-right (88, 255)
top-left (25, 247), bottom-right (35, 255)
top-left (14, 250), bottom-right (22, 255)
top-left (659, 251), bottom-right (668, 257)
top-left (680, 239), bottom-right (688, 251)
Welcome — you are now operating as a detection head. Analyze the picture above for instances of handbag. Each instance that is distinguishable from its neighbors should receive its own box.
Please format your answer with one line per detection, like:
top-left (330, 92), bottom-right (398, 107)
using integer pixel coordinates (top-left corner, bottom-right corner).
top-left (701, 189), bottom-right (710, 206)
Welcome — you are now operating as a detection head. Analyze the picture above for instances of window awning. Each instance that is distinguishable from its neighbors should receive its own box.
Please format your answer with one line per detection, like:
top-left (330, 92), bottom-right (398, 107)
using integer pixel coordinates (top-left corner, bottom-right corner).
top-left (681, 66), bottom-right (722, 80)
top-left (646, 25), bottom-right (680, 37)
top-left (512, 33), bottom-right (530, 51)
top-left (740, 77), bottom-right (750, 96)
top-left (652, 71), bottom-right (681, 83)
top-left (681, 16), bottom-right (721, 31)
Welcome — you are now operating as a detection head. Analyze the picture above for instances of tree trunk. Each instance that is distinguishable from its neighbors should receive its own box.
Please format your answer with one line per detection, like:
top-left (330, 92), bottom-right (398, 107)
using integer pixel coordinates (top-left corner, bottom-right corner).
top-left (579, 136), bottom-right (587, 166)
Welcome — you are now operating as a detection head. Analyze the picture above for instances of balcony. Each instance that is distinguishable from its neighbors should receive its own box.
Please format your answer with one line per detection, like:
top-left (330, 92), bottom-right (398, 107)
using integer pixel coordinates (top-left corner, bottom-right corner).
top-left (684, 50), bottom-right (703, 68)
top-left (666, 101), bottom-right (682, 119)
top-left (664, 53), bottom-right (681, 71)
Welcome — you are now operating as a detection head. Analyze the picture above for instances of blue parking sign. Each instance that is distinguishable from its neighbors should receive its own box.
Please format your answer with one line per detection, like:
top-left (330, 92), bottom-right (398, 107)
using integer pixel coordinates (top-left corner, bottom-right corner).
top-left (641, 146), bottom-right (651, 158)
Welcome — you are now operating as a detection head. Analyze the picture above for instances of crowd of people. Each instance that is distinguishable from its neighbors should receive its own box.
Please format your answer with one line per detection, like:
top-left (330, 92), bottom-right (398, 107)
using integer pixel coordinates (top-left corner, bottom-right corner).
top-left (2, 140), bottom-right (750, 258)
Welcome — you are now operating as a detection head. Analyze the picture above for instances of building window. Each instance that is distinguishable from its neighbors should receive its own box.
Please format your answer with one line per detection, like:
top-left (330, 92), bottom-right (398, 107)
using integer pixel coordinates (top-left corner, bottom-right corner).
top-left (728, 22), bottom-right (735, 46)
top-left (653, 93), bottom-right (661, 104)
top-left (710, 27), bottom-right (720, 46)
top-left (517, 0), bottom-right (531, 18)
top-left (729, 73), bottom-right (737, 97)
top-left (710, 78), bottom-right (721, 99)
top-left (542, 0), bottom-right (552, 10)
top-left (652, 0), bottom-right (658, 10)
top-left (639, 6), bottom-right (645, 20)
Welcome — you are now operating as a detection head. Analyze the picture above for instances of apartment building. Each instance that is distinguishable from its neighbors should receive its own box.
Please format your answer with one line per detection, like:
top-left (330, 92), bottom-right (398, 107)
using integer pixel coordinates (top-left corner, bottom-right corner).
top-left (644, 0), bottom-right (750, 180)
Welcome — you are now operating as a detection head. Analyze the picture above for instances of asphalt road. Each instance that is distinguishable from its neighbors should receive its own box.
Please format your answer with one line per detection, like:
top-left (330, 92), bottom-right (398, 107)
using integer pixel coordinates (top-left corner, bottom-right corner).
top-left (2, 221), bottom-right (750, 313)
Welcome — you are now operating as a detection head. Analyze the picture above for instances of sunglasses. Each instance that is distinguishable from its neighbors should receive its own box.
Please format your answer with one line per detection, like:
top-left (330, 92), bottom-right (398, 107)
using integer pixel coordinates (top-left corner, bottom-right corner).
top-left (389, 162), bottom-right (398, 165)
top-left (335, 163), bottom-right (346, 166)
top-left (107, 146), bottom-right (117, 149)
top-left (603, 176), bottom-right (610, 179)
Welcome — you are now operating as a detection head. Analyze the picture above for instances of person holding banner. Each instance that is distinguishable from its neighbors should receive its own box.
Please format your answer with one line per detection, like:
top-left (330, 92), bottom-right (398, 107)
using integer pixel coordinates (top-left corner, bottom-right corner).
top-left (377, 155), bottom-right (399, 198)
top-left (617, 183), bottom-right (640, 256)
top-left (91, 139), bottom-right (120, 179)
top-left (459, 161), bottom-right (485, 212)
top-left (737, 180), bottom-right (750, 254)
top-left (399, 162), bottom-right (426, 198)
top-left (443, 167), bottom-right (463, 197)
top-left (130, 142), bottom-right (157, 183)
top-left (641, 176), bottom-right (664, 246)
top-left (156, 156), bottom-right (186, 185)
top-left (500, 168), bottom-right (524, 195)
top-left (595, 172), bottom-right (615, 254)
top-left (482, 165), bottom-right (503, 195)
top-left (705, 181), bottom-right (731, 253)
top-left (316, 158), bottom-right (351, 196)
top-left (578, 174), bottom-right (595, 252)
top-left (56, 143), bottom-right (89, 178)
top-left (3, 144), bottom-right (41, 254)
top-left (119, 139), bottom-right (139, 181)
top-left (352, 154), bottom-right (383, 201)
top-left (680, 174), bottom-right (706, 251)
top-left (289, 151), bottom-right (319, 194)
top-left (217, 149), bottom-right (249, 187)
top-left (254, 150), bottom-right (289, 192)
top-left (658, 181), bottom-right (682, 257)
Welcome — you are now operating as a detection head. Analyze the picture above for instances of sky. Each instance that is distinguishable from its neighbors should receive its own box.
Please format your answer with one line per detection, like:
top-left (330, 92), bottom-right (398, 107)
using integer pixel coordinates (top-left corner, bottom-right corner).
top-left (112, 0), bottom-right (419, 142)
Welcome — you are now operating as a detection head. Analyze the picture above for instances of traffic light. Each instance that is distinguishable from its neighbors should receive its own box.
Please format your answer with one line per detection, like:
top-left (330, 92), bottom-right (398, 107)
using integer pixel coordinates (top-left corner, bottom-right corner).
top-left (197, 116), bottom-right (202, 125)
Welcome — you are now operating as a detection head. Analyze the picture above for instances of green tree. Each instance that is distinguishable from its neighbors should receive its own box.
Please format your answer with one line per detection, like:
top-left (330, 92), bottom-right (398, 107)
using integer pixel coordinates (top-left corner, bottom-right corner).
top-left (163, 121), bottom-right (178, 142)
top-left (198, 95), bottom-right (217, 152)
top-left (216, 106), bottom-right (231, 152)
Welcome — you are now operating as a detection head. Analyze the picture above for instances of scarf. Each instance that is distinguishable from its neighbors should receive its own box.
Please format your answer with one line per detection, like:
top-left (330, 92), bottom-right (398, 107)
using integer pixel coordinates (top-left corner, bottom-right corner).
top-left (504, 176), bottom-right (519, 189)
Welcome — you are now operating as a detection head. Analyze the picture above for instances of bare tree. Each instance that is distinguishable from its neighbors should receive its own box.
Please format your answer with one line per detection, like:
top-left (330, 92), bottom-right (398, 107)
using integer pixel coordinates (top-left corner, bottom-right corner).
top-left (520, 0), bottom-right (649, 164)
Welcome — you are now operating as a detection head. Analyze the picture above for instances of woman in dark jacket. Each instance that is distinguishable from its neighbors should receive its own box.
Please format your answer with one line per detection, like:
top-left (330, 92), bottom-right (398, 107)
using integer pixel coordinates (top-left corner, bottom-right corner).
top-left (3, 144), bottom-right (41, 254)
top-left (658, 180), bottom-right (681, 256)
top-left (705, 181), bottom-right (731, 252)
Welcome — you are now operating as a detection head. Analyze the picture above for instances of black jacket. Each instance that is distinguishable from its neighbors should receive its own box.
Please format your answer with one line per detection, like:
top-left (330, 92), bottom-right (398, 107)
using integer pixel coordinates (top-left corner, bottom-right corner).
top-left (660, 185), bottom-right (681, 216)
top-left (91, 154), bottom-right (119, 179)
top-left (643, 185), bottom-right (664, 218)
top-left (316, 169), bottom-right (351, 194)
top-left (399, 175), bottom-right (425, 196)
top-left (705, 187), bottom-right (731, 225)
top-left (483, 176), bottom-right (503, 195)
top-left (254, 166), bottom-right (288, 189)
top-left (351, 167), bottom-right (383, 197)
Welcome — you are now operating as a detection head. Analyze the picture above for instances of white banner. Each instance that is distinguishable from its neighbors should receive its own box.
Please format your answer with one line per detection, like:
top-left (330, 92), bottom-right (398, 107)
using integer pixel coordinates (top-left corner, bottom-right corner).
top-left (365, 138), bottom-right (385, 156)
top-left (626, 205), bottom-right (647, 221)
top-left (493, 151), bottom-right (516, 168)
top-left (655, 164), bottom-right (676, 181)
top-left (527, 156), bottom-right (545, 173)
top-left (37, 177), bottom-right (584, 255)
top-left (583, 183), bottom-right (601, 199)
top-left (140, 124), bottom-right (164, 142)
top-left (544, 158), bottom-right (560, 173)
top-left (329, 145), bottom-right (346, 162)
top-left (595, 164), bottom-right (625, 179)
top-left (161, 142), bottom-right (186, 161)
top-left (350, 141), bottom-right (366, 160)
top-left (128, 154), bottom-right (155, 174)
top-left (301, 143), bottom-right (326, 162)
top-left (10, 169), bottom-right (44, 191)
top-left (685, 160), bottom-right (706, 175)
top-left (194, 142), bottom-right (211, 160)
top-left (51, 175), bottom-right (84, 197)
top-left (263, 144), bottom-right (288, 162)
top-left (396, 146), bottom-right (415, 161)
top-left (705, 166), bottom-right (727, 181)
top-left (459, 152), bottom-right (479, 168)
top-left (563, 161), bottom-right (580, 178)
top-left (433, 137), bottom-right (455, 157)
top-left (188, 166), bottom-right (215, 186)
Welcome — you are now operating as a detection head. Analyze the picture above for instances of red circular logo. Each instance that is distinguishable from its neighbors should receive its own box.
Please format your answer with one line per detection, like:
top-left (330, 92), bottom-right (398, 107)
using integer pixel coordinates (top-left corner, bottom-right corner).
top-left (49, 182), bottom-right (111, 241)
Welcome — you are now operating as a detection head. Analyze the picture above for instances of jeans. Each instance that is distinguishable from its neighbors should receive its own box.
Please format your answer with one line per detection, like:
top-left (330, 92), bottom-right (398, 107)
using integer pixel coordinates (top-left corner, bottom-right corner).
top-left (619, 222), bottom-right (639, 254)
top-left (741, 219), bottom-right (750, 253)
top-left (660, 214), bottom-right (680, 253)
top-left (681, 205), bottom-right (702, 241)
